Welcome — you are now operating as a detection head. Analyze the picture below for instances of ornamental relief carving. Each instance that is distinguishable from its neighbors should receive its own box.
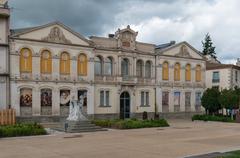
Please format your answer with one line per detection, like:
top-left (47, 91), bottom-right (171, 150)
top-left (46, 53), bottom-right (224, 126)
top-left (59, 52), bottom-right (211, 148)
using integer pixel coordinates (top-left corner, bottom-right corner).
top-left (42, 27), bottom-right (72, 44)
top-left (176, 45), bottom-right (192, 58)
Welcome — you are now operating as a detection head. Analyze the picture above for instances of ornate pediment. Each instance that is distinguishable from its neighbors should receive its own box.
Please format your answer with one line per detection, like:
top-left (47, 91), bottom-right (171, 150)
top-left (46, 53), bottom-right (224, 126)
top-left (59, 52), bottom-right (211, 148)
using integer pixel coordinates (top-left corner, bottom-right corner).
top-left (175, 45), bottom-right (192, 58)
top-left (42, 27), bottom-right (72, 44)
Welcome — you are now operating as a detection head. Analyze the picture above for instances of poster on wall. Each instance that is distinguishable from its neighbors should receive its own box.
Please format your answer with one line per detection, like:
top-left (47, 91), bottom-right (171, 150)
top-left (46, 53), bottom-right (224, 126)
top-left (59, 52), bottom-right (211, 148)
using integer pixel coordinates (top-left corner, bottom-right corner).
top-left (41, 89), bottom-right (52, 106)
top-left (60, 90), bottom-right (70, 106)
top-left (162, 92), bottom-right (169, 106)
top-left (174, 92), bottom-right (180, 106)
top-left (78, 90), bottom-right (87, 107)
top-left (20, 88), bottom-right (32, 107)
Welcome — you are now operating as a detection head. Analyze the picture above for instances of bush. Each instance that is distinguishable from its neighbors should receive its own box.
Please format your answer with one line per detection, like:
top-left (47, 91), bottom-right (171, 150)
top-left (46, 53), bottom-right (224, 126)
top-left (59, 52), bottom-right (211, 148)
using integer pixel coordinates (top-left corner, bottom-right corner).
top-left (92, 119), bottom-right (169, 129)
top-left (192, 114), bottom-right (234, 122)
top-left (0, 123), bottom-right (47, 138)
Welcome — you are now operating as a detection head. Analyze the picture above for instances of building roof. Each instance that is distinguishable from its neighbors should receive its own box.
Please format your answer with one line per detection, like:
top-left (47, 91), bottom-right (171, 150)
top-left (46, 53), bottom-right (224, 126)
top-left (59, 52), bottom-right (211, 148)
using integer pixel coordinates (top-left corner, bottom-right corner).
top-left (155, 41), bottom-right (176, 49)
top-left (10, 21), bottom-right (92, 45)
top-left (206, 62), bottom-right (240, 70)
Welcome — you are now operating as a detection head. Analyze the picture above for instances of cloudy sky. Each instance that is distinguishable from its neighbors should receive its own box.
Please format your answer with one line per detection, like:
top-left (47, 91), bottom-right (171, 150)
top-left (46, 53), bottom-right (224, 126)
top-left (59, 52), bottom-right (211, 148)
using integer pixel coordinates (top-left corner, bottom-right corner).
top-left (8, 0), bottom-right (240, 63)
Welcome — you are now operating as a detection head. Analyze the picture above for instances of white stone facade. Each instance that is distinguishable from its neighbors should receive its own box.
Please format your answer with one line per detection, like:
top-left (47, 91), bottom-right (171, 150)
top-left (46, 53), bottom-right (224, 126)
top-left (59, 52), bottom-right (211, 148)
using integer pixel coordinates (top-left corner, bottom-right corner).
top-left (0, 5), bottom-right (10, 109)
top-left (0, 17), bottom-right (206, 119)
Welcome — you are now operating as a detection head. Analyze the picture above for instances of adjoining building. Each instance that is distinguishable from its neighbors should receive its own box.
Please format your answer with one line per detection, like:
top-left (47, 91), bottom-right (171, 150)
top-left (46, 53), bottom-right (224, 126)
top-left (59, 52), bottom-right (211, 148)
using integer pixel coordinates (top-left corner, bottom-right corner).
top-left (0, 1), bottom-right (10, 109)
top-left (206, 59), bottom-right (240, 90)
top-left (0, 4), bottom-right (206, 120)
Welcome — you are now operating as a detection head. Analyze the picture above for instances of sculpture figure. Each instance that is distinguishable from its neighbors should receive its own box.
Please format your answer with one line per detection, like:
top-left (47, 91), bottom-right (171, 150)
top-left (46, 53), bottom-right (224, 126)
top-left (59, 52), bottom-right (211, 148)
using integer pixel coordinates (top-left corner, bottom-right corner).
top-left (67, 95), bottom-right (87, 121)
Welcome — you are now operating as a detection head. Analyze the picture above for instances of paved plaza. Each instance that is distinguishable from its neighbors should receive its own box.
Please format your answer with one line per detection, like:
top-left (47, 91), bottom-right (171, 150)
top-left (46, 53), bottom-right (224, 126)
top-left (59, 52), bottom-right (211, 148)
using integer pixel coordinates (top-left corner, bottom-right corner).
top-left (1, 120), bottom-right (240, 158)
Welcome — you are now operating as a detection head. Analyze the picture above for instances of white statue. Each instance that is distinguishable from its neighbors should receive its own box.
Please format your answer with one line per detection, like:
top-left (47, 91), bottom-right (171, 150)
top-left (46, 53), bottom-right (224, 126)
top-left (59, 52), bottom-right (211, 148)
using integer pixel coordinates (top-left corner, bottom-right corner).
top-left (67, 96), bottom-right (87, 121)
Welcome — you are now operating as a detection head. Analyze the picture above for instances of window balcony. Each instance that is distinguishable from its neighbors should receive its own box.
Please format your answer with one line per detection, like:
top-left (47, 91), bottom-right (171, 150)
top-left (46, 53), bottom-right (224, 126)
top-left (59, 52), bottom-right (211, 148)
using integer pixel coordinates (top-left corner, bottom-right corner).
top-left (60, 74), bottom-right (71, 81)
top-left (20, 72), bottom-right (32, 80)
top-left (212, 79), bottom-right (220, 83)
top-left (41, 73), bottom-right (52, 81)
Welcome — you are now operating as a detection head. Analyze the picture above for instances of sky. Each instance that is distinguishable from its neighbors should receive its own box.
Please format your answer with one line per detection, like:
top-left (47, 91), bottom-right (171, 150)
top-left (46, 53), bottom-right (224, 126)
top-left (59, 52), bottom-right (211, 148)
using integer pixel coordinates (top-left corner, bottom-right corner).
top-left (8, 0), bottom-right (240, 64)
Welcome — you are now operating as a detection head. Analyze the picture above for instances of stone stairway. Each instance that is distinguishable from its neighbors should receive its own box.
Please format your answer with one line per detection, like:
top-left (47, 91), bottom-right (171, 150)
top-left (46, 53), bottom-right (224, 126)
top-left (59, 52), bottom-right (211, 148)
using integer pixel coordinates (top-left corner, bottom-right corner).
top-left (42, 120), bottom-right (107, 133)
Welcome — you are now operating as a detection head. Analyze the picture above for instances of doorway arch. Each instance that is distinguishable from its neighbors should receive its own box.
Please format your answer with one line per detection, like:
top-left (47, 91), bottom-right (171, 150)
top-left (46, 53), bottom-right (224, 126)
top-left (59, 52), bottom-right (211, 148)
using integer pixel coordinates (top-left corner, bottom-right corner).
top-left (120, 91), bottom-right (130, 119)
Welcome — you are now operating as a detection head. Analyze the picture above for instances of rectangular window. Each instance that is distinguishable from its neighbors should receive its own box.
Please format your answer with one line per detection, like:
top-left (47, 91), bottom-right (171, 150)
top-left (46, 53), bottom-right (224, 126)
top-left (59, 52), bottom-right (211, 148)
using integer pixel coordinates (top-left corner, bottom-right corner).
top-left (141, 91), bottom-right (145, 106)
top-left (105, 91), bottom-right (109, 106)
top-left (174, 92), bottom-right (180, 106)
top-left (212, 71), bottom-right (220, 83)
top-left (162, 92), bottom-right (169, 106)
top-left (100, 90), bottom-right (110, 106)
top-left (146, 92), bottom-right (149, 106)
top-left (140, 91), bottom-right (150, 106)
top-left (100, 91), bottom-right (104, 106)
top-left (235, 70), bottom-right (238, 82)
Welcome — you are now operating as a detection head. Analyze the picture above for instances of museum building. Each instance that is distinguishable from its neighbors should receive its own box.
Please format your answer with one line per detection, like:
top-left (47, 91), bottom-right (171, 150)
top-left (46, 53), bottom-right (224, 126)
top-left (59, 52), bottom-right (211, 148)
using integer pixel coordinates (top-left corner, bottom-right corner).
top-left (0, 5), bottom-right (206, 119)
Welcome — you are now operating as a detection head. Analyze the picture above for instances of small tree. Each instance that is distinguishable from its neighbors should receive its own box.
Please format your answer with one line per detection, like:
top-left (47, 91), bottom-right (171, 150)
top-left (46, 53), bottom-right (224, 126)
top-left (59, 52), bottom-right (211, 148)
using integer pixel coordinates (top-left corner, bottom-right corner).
top-left (201, 88), bottom-right (221, 115)
top-left (219, 89), bottom-right (239, 120)
top-left (202, 33), bottom-right (216, 59)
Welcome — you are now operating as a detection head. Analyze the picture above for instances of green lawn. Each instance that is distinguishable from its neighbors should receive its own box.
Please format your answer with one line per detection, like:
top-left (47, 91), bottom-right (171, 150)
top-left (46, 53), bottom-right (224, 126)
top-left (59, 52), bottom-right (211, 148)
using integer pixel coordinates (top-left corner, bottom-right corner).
top-left (218, 150), bottom-right (240, 158)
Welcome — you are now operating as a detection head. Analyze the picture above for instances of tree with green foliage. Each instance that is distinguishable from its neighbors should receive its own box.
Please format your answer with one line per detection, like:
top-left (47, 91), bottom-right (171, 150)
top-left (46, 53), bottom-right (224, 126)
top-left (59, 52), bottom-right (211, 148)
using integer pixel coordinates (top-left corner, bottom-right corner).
top-left (201, 87), bottom-right (221, 115)
top-left (202, 33), bottom-right (216, 59)
top-left (219, 88), bottom-right (239, 120)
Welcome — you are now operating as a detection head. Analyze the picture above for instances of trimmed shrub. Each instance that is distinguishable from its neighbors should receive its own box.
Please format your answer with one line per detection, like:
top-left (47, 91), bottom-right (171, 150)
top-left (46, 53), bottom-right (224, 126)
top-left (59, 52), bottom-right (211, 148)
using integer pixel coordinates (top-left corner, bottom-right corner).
top-left (92, 119), bottom-right (169, 129)
top-left (192, 114), bottom-right (234, 122)
top-left (0, 123), bottom-right (47, 138)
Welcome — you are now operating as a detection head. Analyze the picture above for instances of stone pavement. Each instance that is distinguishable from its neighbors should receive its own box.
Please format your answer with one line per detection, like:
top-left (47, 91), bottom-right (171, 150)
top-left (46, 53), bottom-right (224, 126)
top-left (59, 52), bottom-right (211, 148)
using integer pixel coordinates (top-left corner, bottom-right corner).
top-left (1, 119), bottom-right (240, 158)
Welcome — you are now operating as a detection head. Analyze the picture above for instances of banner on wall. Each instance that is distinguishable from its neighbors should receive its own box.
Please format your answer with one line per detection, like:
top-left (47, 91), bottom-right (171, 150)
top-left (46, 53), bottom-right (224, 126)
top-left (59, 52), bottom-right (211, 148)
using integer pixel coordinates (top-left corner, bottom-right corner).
top-left (60, 90), bottom-right (70, 106)
top-left (20, 88), bottom-right (32, 107)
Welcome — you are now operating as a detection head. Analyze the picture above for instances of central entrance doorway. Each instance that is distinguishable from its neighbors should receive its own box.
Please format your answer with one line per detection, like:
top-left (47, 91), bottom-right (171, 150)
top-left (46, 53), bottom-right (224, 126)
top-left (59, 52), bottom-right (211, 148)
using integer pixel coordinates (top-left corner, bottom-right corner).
top-left (120, 91), bottom-right (130, 119)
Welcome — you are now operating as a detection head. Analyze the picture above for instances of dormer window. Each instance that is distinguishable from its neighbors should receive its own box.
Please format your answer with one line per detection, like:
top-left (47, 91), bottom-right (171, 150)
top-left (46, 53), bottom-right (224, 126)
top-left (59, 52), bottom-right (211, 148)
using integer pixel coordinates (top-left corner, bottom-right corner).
top-left (122, 41), bottom-right (130, 47)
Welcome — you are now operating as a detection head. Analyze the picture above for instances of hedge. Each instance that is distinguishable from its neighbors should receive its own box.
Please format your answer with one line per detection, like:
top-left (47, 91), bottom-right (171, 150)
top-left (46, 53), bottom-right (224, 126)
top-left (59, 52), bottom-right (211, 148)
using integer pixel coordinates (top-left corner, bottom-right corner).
top-left (192, 114), bottom-right (234, 122)
top-left (92, 119), bottom-right (169, 129)
top-left (0, 123), bottom-right (47, 138)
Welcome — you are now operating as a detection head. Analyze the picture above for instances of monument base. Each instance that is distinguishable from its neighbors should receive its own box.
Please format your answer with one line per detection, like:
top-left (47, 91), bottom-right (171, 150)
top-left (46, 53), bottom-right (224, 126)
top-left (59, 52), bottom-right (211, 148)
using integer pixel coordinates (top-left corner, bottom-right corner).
top-left (52, 120), bottom-right (108, 133)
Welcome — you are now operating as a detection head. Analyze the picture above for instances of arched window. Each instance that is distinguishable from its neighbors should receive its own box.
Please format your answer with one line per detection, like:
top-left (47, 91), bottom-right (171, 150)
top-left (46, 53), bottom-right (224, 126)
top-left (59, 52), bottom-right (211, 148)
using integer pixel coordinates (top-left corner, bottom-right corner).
top-left (104, 57), bottom-right (113, 75)
top-left (41, 50), bottom-right (52, 74)
top-left (162, 61), bottom-right (169, 80)
top-left (95, 56), bottom-right (102, 75)
top-left (121, 58), bottom-right (129, 76)
top-left (145, 61), bottom-right (152, 78)
top-left (174, 63), bottom-right (181, 81)
top-left (20, 48), bottom-right (32, 73)
top-left (136, 60), bottom-right (143, 77)
top-left (60, 52), bottom-right (70, 74)
top-left (195, 65), bottom-right (202, 82)
top-left (185, 64), bottom-right (191, 81)
top-left (78, 54), bottom-right (87, 76)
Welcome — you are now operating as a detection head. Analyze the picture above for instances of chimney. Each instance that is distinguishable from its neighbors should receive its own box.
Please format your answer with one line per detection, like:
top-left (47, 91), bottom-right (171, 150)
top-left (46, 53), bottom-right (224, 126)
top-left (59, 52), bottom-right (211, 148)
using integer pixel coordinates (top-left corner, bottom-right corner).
top-left (170, 41), bottom-right (176, 45)
top-left (108, 34), bottom-right (114, 38)
top-left (236, 58), bottom-right (240, 66)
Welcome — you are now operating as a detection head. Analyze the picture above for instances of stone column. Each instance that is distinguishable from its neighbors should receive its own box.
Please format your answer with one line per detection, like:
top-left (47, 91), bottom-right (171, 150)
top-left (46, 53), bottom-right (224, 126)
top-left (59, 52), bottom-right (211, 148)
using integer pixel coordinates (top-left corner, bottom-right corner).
top-left (32, 55), bottom-right (40, 80)
top-left (169, 89), bottom-right (174, 112)
top-left (156, 88), bottom-right (162, 112)
top-left (52, 56), bottom-right (59, 80)
top-left (71, 56), bottom-right (77, 80)
top-left (87, 85), bottom-right (94, 115)
top-left (191, 91), bottom-right (196, 112)
top-left (180, 90), bottom-right (185, 112)
top-left (52, 88), bottom-right (60, 115)
top-left (32, 88), bottom-right (40, 116)
top-left (13, 84), bottom-right (20, 116)
top-left (88, 56), bottom-right (95, 81)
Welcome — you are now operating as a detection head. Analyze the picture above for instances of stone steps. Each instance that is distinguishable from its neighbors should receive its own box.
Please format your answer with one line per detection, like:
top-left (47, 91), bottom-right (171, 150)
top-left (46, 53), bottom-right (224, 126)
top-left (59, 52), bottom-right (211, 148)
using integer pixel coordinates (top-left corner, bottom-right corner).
top-left (44, 120), bottom-right (108, 133)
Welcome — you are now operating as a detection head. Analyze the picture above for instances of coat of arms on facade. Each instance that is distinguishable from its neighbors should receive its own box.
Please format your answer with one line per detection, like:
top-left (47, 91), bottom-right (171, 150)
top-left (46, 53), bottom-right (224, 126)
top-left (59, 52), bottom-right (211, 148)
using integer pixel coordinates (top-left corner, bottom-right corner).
top-left (42, 27), bottom-right (72, 44)
top-left (176, 45), bottom-right (192, 58)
